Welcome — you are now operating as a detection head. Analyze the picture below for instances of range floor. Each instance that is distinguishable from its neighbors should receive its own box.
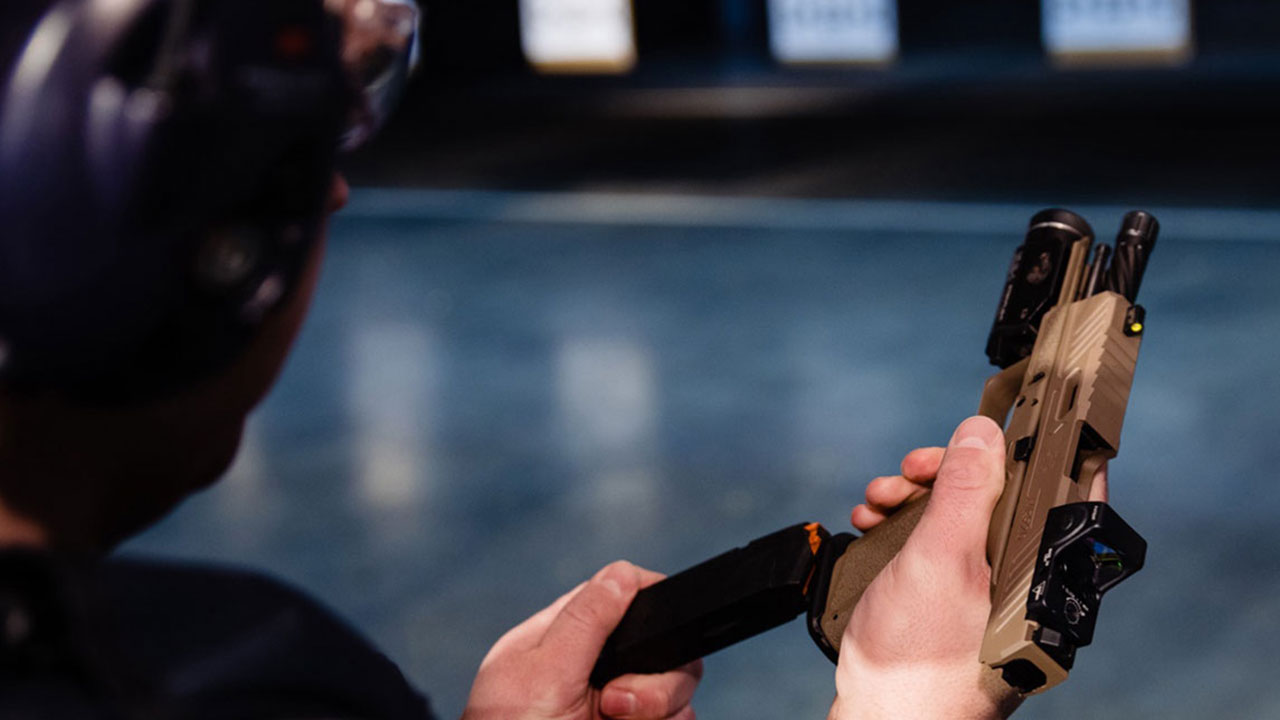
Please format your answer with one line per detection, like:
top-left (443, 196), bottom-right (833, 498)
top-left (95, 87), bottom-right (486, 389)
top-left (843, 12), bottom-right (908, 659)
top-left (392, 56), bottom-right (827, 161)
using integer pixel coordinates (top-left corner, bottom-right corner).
top-left (128, 192), bottom-right (1280, 719)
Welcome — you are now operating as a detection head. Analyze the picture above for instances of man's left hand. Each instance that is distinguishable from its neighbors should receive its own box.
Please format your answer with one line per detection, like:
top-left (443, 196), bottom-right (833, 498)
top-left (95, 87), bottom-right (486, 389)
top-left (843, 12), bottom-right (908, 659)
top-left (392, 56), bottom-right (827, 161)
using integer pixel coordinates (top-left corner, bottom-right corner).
top-left (462, 561), bottom-right (702, 720)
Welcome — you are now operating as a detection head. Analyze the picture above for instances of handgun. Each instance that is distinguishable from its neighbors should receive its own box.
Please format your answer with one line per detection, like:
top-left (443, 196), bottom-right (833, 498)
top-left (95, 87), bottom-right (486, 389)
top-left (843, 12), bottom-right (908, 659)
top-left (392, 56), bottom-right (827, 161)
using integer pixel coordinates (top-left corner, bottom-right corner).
top-left (591, 209), bottom-right (1155, 695)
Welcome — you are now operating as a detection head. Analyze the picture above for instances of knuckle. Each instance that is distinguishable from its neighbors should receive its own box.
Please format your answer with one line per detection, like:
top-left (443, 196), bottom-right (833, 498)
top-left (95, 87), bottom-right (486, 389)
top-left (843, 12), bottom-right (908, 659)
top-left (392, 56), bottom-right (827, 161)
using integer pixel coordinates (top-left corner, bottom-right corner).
top-left (901, 447), bottom-right (926, 466)
top-left (896, 544), bottom-right (989, 605)
top-left (961, 554), bottom-right (994, 593)
top-left (604, 559), bottom-right (635, 574)
top-left (599, 560), bottom-right (642, 598)
top-left (937, 449), bottom-right (996, 492)
top-left (643, 686), bottom-right (673, 716)
top-left (901, 446), bottom-right (943, 475)
top-left (850, 504), bottom-right (883, 530)
top-left (668, 706), bottom-right (696, 720)
top-left (889, 547), bottom-right (934, 588)
top-left (530, 677), bottom-right (576, 715)
top-left (865, 476), bottom-right (897, 503)
top-left (560, 593), bottom-right (608, 631)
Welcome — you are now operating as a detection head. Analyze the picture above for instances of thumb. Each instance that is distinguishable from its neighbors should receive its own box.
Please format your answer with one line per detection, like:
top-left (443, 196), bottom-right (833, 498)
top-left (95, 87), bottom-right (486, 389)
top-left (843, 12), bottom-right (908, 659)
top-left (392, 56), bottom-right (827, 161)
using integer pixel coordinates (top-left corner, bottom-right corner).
top-left (907, 416), bottom-right (1006, 568)
top-left (538, 561), bottom-right (641, 679)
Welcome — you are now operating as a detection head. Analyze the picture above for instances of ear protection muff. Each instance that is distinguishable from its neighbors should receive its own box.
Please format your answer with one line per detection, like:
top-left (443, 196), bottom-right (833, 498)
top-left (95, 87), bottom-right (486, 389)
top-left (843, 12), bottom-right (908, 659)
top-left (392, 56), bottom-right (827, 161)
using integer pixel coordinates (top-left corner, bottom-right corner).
top-left (0, 0), bottom-right (364, 401)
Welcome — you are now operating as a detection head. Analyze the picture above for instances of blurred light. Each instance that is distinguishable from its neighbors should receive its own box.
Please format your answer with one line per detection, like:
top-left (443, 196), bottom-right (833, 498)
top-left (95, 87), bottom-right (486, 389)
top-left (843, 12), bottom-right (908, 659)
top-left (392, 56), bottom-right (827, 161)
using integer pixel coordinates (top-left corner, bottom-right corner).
top-left (519, 0), bottom-right (636, 74)
top-left (7, 8), bottom-right (71, 95)
top-left (219, 420), bottom-right (267, 506)
top-left (1042, 0), bottom-right (1193, 67)
top-left (213, 418), bottom-right (272, 549)
top-left (354, 0), bottom-right (377, 22)
top-left (557, 338), bottom-right (655, 454)
top-left (767, 0), bottom-right (898, 66)
top-left (1, 7), bottom-right (73, 154)
top-left (355, 437), bottom-right (422, 507)
top-left (600, 87), bottom-right (851, 120)
top-left (556, 339), bottom-right (661, 531)
top-left (785, 319), bottom-right (907, 486)
top-left (346, 188), bottom-right (1280, 243)
top-left (347, 322), bottom-right (436, 510)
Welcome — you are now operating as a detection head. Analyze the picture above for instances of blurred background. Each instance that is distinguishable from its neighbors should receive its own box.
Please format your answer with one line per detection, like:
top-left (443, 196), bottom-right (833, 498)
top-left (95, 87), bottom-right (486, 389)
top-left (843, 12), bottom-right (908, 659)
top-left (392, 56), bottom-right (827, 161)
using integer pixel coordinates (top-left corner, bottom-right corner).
top-left (127, 1), bottom-right (1280, 718)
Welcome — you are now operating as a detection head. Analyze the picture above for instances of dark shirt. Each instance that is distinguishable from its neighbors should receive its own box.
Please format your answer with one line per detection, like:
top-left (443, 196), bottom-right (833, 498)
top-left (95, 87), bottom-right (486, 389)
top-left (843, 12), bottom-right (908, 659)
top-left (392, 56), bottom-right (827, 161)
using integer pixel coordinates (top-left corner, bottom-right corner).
top-left (0, 551), bottom-right (436, 719)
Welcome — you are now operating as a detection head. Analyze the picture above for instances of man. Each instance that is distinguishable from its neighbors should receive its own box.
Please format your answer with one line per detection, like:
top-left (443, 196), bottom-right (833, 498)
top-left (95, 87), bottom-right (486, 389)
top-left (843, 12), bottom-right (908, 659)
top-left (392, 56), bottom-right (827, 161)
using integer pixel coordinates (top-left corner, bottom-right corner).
top-left (0, 1), bottom-right (1068, 717)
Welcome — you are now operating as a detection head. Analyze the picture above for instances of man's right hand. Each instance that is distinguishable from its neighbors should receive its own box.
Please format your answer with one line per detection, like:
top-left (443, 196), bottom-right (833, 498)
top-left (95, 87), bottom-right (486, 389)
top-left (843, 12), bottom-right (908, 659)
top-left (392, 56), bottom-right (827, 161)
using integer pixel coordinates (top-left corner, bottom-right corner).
top-left (829, 416), bottom-right (1023, 720)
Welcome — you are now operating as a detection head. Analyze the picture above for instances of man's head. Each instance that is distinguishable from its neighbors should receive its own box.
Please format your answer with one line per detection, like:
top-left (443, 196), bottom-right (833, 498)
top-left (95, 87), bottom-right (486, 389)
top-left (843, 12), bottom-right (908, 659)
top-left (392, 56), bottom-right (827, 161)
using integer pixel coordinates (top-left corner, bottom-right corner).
top-left (0, 182), bottom-right (337, 551)
top-left (0, 0), bottom-right (417, 551)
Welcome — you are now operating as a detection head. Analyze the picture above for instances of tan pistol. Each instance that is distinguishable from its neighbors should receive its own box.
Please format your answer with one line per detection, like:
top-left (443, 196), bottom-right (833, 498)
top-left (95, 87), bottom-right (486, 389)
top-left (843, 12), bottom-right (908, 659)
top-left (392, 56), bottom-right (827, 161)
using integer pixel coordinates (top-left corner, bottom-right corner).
top-left (811, 208), bottom-right (1154, 693)
top-left (592, 209), bottom-right (1154, 696)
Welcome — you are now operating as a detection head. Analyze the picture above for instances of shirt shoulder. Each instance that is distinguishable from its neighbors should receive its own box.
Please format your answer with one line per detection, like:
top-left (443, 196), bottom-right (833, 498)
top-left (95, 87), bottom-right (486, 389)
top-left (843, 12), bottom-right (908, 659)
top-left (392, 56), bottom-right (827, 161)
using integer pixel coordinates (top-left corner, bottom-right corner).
top-left (97, 556), bottom-right (436, 720)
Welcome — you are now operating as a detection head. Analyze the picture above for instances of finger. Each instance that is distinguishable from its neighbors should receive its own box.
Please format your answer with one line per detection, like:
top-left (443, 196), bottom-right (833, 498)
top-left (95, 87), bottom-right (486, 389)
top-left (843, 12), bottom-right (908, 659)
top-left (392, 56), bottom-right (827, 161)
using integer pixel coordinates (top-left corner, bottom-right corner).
top-left (538, 561), bottom-right (645, 680)
top-left (865, 474), bottom-right (930, 513)
top-left (908, 416), bottom-right (1006, 568)
top-left (900, 447), bottom-right (946, 484)
top-left (854, 447), bottom-right (945, 531)
top-left (481, 576), bottom-right (588, 661)
top-left (1089, 462), bottom-right (1109, 502)
top-left (632, 566), bottom-right (669, 589)
top-left (495, 565), bottom-right (668, 657)
top-left (851, 503), bottom-right (887, 532)
top-left (601, 660), bottom-right (703, 720)
top-left (486, 581), bottom-right (589, 657)
top-left (664, 707), bottom-right (696, 720)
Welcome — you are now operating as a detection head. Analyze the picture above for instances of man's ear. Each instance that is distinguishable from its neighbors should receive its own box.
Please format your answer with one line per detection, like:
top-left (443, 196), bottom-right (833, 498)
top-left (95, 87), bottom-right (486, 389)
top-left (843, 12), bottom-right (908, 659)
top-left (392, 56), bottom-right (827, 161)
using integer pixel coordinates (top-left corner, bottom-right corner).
top-left (200, 224), bottom-right (329, 418)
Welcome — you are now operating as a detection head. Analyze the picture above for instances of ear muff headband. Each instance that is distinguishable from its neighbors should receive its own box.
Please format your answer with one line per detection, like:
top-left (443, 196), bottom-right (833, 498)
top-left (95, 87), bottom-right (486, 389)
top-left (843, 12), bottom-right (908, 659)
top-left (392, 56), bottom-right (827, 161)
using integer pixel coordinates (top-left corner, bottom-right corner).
top-left (0, 0), bottom-right (415, 401)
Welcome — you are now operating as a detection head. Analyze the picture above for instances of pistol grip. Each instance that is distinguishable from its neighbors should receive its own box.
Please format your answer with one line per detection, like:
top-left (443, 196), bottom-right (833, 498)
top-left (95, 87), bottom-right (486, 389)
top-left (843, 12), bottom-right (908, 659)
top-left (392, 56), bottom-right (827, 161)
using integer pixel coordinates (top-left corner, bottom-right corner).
top-left (808, 495), bottom-right (929, 660)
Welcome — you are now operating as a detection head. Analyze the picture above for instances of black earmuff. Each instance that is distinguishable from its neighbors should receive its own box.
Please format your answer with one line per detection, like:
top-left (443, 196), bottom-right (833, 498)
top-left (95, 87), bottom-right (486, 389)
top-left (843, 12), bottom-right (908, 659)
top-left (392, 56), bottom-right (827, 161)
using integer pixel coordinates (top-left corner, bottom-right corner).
top-left (0, 0), bottom-right (352, 401)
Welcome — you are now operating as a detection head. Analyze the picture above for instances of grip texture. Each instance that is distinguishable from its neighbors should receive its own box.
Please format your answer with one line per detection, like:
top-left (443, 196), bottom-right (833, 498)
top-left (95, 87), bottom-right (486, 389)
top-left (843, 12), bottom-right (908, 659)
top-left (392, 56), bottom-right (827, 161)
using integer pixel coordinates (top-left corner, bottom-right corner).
top-left (815, 496), bottom-right (929, 654)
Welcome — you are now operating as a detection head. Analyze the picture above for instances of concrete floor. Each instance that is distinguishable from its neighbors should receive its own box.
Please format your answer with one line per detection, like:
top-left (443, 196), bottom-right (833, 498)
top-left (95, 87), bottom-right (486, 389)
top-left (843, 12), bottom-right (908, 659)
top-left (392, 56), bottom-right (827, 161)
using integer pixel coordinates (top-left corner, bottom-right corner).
top-left (125, 191), bottom-right (1280, 719)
